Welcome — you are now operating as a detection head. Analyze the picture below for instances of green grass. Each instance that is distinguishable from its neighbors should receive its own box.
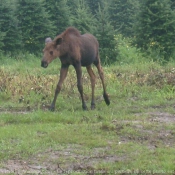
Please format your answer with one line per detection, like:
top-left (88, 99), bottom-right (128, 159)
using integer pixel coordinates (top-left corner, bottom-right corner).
top-left (0, 53), bottom-right (175, 174)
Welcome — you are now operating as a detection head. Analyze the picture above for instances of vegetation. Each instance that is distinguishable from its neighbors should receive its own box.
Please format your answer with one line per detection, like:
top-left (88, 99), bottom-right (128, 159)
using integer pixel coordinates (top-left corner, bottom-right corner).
top-left (134, 0), bottom-right (175, 60)
top-left (17, 0), bottom-right (56, 53)
top-left (0, 0), bottom-right (175, 174)
top-left (44, 0), bottom-right (71, 34)
top-left (1, 0), bottom-right (175, 62)
top-left (0, 35), bottom-right (175, 174)
top-left (0, 0), bottom-right (22, 53)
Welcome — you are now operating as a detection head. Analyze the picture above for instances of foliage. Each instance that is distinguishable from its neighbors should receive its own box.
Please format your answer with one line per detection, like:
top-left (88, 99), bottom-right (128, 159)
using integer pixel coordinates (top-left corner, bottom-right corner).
top-left (0, 0), bottom-right (175, 63)
top-left (109, 0), bottom-right (140, 37)
top-left (134, 0), bottom-right (175, 60)
top-left (170, 0), bottom-right (175, 9)
top-left (0, 0), bottom-right (22, 53)
top-left (0, 31), bottom-right (5, 51)
top-left (70, 0), bottom-right (97, 34)
top-left (85, 0), bottom-right (103, 15)
top-left (44, 0), bottom-right (71, 35)
top-left (17, 0), bottom-right (56, 53)
top-left (115, 35), bottom-right (143, 65)
top-left (66, 0), bottom-right (79, 15)
top-left (95, 2), bottom-right (118, 64)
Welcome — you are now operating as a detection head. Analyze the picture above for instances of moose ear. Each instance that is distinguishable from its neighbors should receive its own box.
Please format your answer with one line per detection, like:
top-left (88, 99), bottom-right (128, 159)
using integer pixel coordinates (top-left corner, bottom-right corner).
top-left (45, 37), bottom-right (52, 43)
top-left (55, 37), bottom-right (62, 45)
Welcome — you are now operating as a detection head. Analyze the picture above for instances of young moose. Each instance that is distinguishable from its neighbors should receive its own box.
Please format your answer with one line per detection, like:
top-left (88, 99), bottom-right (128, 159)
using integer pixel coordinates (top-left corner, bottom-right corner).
top-left (41, 27), bottom-right (110, 110)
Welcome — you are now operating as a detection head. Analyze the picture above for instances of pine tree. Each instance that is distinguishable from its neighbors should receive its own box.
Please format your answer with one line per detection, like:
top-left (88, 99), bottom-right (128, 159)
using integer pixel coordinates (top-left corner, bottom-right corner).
top-left (0, 0), bottom-right (5, 51)
top-left (95, 2), bottom-right (117, 64)
top-left (134, 0), bottom-right (175, 60)
top-left (17, 0), bottom-right (56, 53)
top-left (109, 0), bottom-right (139, 37)
top-left (0, 26), bottom-right (5, 51)
top-left (0, 0), bottom-right (22, 53)
top-left (0, 32), bottom-right (5, 52)
top-left (44, 0), bottom-right (71, 35)
top-left (66, 0), bottom-right (79, 15)
top-left (85, 0), bottom-right (102, 15)
top-left (171, 0), bottom-right (175, 9)
top-left (70, 0), bottom-right (97, 34)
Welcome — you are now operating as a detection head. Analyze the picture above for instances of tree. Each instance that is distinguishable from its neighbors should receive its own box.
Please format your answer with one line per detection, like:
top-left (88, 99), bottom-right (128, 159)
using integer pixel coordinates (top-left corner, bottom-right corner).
top-left (85, 0), bottom-right (103, 15)
top-left (17, 0), bottom-right (56, 53)
top-left (66, 0), bottom-right (79, 15)
top-left (171, 0), bottom-right (175, 10)
top-left (109, 0), bottom-right (140, 37)
top-left (70, 0), bottom-right (97, 34)
top-left (44, 0), bottom-right (71, 35)
top-left (134, 0), bottom-right (175, 60)
top-left (0, 0), bottom-right (22, 53)
top-left (0, 32), bottom-right (5, 52)
top-left (95, 2), bottom-right (118, 64)
top-left (171, 0), bottom-right (175, 9)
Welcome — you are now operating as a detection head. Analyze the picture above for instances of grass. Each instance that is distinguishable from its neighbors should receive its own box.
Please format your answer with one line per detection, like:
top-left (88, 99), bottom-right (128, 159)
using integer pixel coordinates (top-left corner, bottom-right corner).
top-left (0, 52), bottom-right (175, 174)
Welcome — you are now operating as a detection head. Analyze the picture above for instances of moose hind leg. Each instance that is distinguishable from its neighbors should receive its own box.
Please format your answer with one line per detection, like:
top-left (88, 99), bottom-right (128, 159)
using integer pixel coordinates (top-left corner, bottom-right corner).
top-left (86, 65), bottom-right (96, 109)
top-left (74, 63), bottom-right (88, 110)
top-left (95, 62), bottom-right (110, 105)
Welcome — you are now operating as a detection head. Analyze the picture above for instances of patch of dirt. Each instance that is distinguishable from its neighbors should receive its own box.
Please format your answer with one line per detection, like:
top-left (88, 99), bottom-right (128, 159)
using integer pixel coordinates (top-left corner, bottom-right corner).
top-left (116, 112), bottom-right (175, 150)
top-left (147, 111), bottom-right (175, 123)
top-left (0, 110), bottom-right (175, 174)
top-left (0, 105), bottom-right (50, 114)
top-left (0, 107), bottom-right (32, 114)
top-left (133, 111), bottom-right (175, 124)
top-left (0, 145), bottom-right (126, 174)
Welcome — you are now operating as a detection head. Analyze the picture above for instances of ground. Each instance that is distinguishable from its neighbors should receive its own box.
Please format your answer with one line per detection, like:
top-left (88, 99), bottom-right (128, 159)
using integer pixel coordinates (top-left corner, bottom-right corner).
top-left (0, 58), bottom-right (175, 174)
top-left (0, 109), bottom-right (174, 175)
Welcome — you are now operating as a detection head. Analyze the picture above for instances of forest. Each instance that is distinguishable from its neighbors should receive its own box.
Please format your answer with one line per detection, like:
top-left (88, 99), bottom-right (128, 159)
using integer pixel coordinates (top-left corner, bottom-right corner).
top-left (1, 0), bottom-right (175, 63)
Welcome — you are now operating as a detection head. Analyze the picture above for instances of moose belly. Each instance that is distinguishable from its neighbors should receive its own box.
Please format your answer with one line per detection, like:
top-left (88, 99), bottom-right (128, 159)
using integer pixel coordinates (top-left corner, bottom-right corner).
top-left (80, 50), bottom-right (97, 67)
top-left (81, 58), bottom-right (93, 67)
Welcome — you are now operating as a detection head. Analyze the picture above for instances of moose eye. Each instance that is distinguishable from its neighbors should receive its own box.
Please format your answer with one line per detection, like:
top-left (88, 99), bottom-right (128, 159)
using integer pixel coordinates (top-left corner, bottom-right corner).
top-left (50, 51), bottom-right (53, 55)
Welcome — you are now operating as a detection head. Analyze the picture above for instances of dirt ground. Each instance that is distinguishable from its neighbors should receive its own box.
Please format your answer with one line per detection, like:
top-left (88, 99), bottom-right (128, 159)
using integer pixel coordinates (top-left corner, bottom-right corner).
top-left (0, 111), bottom-right (175, 175)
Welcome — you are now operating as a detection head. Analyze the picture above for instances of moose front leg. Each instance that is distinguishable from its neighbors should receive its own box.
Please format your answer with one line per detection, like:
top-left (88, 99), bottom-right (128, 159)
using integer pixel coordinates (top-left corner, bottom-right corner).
top-left (74, 63), bottom-right (88, 110)
top-left (50, 64), bottom-right (69, 111)
top-left (86, 65), bottom-right (96, 110)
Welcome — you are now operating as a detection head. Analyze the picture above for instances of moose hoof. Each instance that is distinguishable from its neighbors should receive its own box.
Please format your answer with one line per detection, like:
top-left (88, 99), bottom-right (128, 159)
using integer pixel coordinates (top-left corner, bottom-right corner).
top-left (83, 105), bottom-right (88, 111)
top-left (49, 105), bottom-right (55, 111)
top-left (103, 92), bottom-right (110, 106)
top-left (91, 103), bottom-right (96, 110)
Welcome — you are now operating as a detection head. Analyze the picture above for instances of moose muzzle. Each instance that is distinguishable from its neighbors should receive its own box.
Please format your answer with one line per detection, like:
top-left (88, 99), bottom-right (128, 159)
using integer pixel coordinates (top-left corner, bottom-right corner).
top-left (41, 60), bottom-right (48, 68)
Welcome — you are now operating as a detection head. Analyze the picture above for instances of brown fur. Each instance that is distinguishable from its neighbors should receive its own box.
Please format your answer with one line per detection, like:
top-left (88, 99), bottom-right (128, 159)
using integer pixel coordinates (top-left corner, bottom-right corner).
top-left (55, 28), bottom-right (83, 63)
top-left (41, 27), bottom-right (110, 110)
